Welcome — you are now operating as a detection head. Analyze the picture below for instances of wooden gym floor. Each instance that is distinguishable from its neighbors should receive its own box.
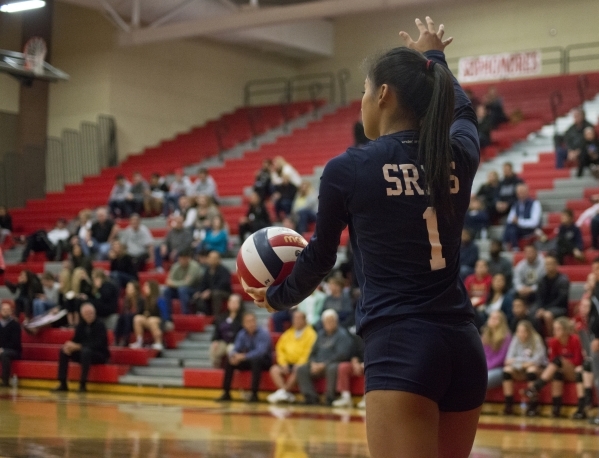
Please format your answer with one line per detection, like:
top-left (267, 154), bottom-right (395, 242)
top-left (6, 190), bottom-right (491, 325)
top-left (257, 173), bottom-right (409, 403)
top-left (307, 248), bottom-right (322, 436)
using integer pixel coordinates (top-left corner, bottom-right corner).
top-left (0, 385), bottom-right (598, 457)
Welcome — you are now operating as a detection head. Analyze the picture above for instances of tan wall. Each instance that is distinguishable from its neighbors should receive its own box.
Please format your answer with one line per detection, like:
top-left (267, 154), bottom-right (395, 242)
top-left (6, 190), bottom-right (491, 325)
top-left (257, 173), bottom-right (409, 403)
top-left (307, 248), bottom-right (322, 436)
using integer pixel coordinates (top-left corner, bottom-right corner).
top-left (299, 0), bottom-right (599, 100)
top-left (0, 13), bottom-right (22, 114)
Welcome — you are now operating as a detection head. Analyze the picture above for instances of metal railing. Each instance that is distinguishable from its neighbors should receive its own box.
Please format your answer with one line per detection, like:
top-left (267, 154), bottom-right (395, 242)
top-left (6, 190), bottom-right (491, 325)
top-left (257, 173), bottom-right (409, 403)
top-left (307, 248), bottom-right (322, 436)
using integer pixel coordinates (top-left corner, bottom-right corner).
top-left (564, 42), bottom-right (599, 74)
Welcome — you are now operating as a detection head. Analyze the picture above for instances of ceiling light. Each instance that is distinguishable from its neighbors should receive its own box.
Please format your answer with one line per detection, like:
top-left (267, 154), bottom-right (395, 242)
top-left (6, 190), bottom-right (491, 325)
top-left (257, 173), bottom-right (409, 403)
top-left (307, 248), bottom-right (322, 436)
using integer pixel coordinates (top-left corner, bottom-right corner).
top-left (0, 1), bottom-right (46, 13)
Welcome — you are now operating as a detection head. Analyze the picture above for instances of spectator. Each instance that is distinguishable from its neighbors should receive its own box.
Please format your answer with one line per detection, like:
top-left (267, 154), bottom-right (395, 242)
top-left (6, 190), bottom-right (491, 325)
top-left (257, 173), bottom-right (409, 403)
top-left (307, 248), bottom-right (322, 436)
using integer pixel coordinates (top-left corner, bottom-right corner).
top-left (216, 312), bottom-right (272, 403)
top-left (21, 218), bottom-right (70, 262)
top-left (502, 320), bottom-right (547, 415)
top-left (532, 254), bottom-right (570, 336)
top-left (464, 259), bottom-right (492, 309)
top-left (176, 196), bottom-right (198, 230)
top-left (210, 294), bottom-right (244, 368)
top-left (464, 195), bottom-right (489, 239)
top-left (554, 208), bottom-right (584, 264)
top-left (267, 310), bottom-right (317, 404)
top-left (253, 158), bottom-right (273, 202)
top-left (476, 104), bottom-right (493, 148)
top-left (296, 289), bottom-right (326, 328)
top-left (239, 191), bottom-right (271, 242)
top-left (32, 272), bottom-right (60, 317)
top-left (164, 169), bottom-right (191, 216)
top-left (52, 303), bottom-right (110, 393)
top-left (353, 119), bottom-right (369, 147)
top-left (482, 273), bottom-right (512, 328)
top-left (556, 107), bottom-right (593, 169)
top-left (190, 168), bottom-right (219, 202)
top-left (576, 194), bottom-right (599, 250)
top-left (154, 215), bottom-right (193, 272)
top-left (130, 280), bottom-right (166, 351)
top-left (332, 334), bottom-right (365, 409)
top-left (322, 276), bottom-right (353, 326)
top-left (144, 172), bottom-right (169, 216)
top-left (502, 184), bottom-right (542, 251)
top-left (114, 281), bottom-right (143, 347)
top-left (108, 240), bottom-right (138, 289)
top-left (459, 229), bottom-right (479, 279)
top-left (70, 243), bottom-right (93, 276)
top-left (0, 301), bottom-right (21, 387)
top-left (292, 181), bottom-right (318, 235)
top-left (295, 309), bottom-right (353, 405)
top-left (0, 205), bottom-right (13, 246)
top-left (483, 86), bottom-right (508, 129)
top-left (73, 209), bottom-right (93, 256)
top-left (5, 270), bottom-right (43, 320)
top-left (476, 170), bottom-right (500, 223)
top-left (525, 317), bottom-right (593, 419)
top-left (88, 269), bottom-right (119, 330)
top-left (272, 174), bottom-right (298, 221)
top-left (487, 239), bottom-right (513, 288)
top-left (163, 249), bottom-right (203, 315)
top-left (271, 156), bottom-right (302, 189)
top-left (200, 215), bottom-right (228, 255)
top-left (586, 276), bottom-right (599, 425)
top-left (509, 297), bottom-right (529, 333)
top-left (128, 172), bottom-right (149, 215)
top-left (61, 267), bottom-right (92, 327)
top-left (578, 126), bottom-right (599, 178)
top-left (192, 251), bottom-right (231, 315)
top-left (0, 247), bottom-right (4, 274)
top-left (195, 195), bottom-right (220, 232)
top-left (89, 207), bottom-right (119, 260)
top-left (513, 245), bottom-right (545, 304)
top-left (481, 310), bottom-right (512, 389)
top-left (495, 162), bottom-right (523, 220)
top-left (119, 214), bottom-right (154, 272)
top-left (108, 174), bottom-right (132, 218)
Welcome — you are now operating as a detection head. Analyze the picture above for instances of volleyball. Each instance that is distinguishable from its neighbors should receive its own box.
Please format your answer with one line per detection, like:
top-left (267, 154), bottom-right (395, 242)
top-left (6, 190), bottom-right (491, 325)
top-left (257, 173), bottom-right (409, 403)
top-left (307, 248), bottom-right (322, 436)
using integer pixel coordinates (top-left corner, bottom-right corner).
top-left (236, 227), bottom-right (308, 293)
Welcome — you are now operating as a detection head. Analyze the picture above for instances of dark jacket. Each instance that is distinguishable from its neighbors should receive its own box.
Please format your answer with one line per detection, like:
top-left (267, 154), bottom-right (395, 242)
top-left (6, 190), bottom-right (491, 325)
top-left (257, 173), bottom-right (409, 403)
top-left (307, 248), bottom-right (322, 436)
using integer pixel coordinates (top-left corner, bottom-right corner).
top-left (534, 273), bottom-right (570, 315)
top-left (0, 214), bottom-right (12, 232)
top-left (496, 175), bottom-right (523, 207)
top-left (308, 326), bottom-right (353, 364)
top-left (199, 264), bottom-right (232, 293)
top-left (476, 182), bottom-right (499, 213)
top-left (72, 319), bottom-right (110, 359)
top-left (0, 318), bottom-right (21, 354)
top-left (212, 313), bottom-right (243, 343)
top-left (564, 121), bottom-right (594, 151)
top-left (90, 281), bottom-right (119, 317)
top-left (72, 254), bottom-right (93, 276)
top-left (110, 254), bottom-right (138, 278)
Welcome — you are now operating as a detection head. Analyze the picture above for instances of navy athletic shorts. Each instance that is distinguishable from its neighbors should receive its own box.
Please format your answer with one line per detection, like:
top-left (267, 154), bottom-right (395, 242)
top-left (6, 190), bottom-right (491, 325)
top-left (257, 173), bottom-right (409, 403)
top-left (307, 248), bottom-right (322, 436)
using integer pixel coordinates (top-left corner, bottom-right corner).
top-left (363, 316), bottom-right (487, 412)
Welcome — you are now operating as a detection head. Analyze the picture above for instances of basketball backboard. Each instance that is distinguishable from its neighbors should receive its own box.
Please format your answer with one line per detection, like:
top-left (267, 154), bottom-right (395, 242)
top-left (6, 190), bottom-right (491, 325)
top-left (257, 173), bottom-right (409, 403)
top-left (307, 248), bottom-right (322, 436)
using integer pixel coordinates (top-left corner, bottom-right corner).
top-left (0, 48), bottom-right (69, 83)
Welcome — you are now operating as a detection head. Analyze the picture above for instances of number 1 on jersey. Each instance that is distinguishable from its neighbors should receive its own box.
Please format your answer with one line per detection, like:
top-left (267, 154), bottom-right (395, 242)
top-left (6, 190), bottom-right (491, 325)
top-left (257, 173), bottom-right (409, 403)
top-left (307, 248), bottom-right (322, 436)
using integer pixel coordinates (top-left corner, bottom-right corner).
top-left (423, 207), bottom-right (446, 271)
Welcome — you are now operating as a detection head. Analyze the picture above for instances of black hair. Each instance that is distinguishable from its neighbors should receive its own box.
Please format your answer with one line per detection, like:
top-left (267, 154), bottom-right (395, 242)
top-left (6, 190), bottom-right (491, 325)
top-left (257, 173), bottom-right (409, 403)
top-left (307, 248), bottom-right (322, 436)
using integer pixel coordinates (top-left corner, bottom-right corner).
top-left (562, 208), bottom-right (574, 219)
top-left (367, 47), bottom-right (455, 214)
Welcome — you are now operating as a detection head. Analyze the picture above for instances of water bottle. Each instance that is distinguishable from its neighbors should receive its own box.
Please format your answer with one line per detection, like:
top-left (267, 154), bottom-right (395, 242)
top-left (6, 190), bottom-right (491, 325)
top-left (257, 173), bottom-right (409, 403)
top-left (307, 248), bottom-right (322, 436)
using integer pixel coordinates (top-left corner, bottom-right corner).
top-left (11, 374), bottom-right (17, 388)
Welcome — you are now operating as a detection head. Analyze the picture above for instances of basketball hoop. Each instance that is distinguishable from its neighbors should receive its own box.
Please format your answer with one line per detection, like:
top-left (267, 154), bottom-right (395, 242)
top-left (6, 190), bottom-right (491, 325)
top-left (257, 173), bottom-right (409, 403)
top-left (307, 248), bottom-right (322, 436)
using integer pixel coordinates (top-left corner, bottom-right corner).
top-left (23, 36), bottom-right (47, 76)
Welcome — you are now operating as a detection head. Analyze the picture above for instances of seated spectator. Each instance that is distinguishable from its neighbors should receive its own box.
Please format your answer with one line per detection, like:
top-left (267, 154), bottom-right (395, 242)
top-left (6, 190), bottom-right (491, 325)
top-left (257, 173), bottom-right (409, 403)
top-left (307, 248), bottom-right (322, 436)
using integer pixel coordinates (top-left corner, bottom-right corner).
top-left (130, 280), bottom-right (166, 351)
top-left (5, 270), bottom-right (43, 320)
top-left (487, 239), bottom-right (513, 288)
top-left (296, 288), bottom-right (326, 328)
top-left (483, 86), bottom-right (508, 129)
top-left (353, 118), bottom-right (369, 147)
top-left (89, 207), bottom-right (119, 260)
top-left (21, 218), bottom-right (70, 262)
top-left (513, 245), bottom-right (545, 305)
top-left (108, 174), bottom-right (132, 218)
top-left (128, 172), bottom-right (149, 215)
top-left (267, 310), bottom-right (317, 404)
top-left (554, 208), bottom-right (584, 264)
top-left (216, 312), bottom-right (272, 403)
top-left (154, 215), bottom-right (193, 272)
top-left (32, 272), bottom-right (60, 317)
top-left (88, 269), bottom-right (119, 330)
top-left (163, 249), bottom-right (203, 315)
top-left (502, 184), bottom-right (541, 251)
top-left (271, 156), bottom-right (302, 189)
top-left (272, 174), bottom-right (298, 222)
top-left (108, 240), bottom-right (138, 289)
top-left (532, 254), bottom-right (570, 336)
top-left (144, 172), bottom-right (168, 215)
top-left (114, 281), bottom-right (143, 347)
top-left (0, 301), bottom-right (21, 387)
top-left (481, 310), bottom-right (512, 389)
top-left (556, 107), bottom-right (593, 169)
top-left (509, 297), bottom-right (529, 333)
top-left (502, 320), bottom-right (547, 416)
top-left (192, 251), bottom-right (231, 315)
top-left (332, 334), bottom-right (365, 409)
top-left (176, 196), bottom-right (198, 230)
top-left (200, 215), bottom-right (228, 255)
top-left (459, 229), bottom-right (479, 279)
top-left (0, 205), bottom-right (13, 246)
top-left (210, 294), bottom-right (244, 368)
top-left (60, 266), bottom-right (92, 327)
top-left (0, 247), bottom-right (4, 275)
top-left (476, 104), bottom-right (493, 148)
top-left (190, 168), bottom-right (219, 202)
top-left (525, 317), bottom-right (593, 419)
top-left (464, 195), bottom-right (489, 239)
top-left (119, 214), bottom-right (154, 272)
top-left (52, 303), bottom-right (110, 393)
top-left (587, 276), bottom-right (599, 425)
top-left (239, 191), bottom-right (271, 242)
top-left (476, 171), bottom-right (500, 223)
top-left (72, 209), bottom-right (93, 256)
top-left (322, 276), bottom-right (353, 326)
top-left (481, 273), bottom-right (512, 328)
top-left (464, 259), bottom-right (492, 310)
top-left (253, 158), bottom-right (273, 202)
top-left (295, 309), bottom-right (353, 405)
top-left (577, 127), bottom-right (599, 177)
top-left (195, 194), bottom-right (220, 232)
top-left (576, 194), bottom-right (599, 249)
top-left (70, 243), bottom-right (93, 276)
top-left (164, 169), bottom-right (191, 216)
top-left (495, 162), bottom-right (523, 220)
top-left (291, 181), bottom-right (318, 235)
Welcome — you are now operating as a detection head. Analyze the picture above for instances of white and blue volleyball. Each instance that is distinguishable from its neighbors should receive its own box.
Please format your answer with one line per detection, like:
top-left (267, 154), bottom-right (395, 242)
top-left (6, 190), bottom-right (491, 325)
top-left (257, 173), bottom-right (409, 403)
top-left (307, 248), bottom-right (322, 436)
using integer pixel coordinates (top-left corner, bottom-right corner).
top-left (236, 227), bottom-right (308, 291)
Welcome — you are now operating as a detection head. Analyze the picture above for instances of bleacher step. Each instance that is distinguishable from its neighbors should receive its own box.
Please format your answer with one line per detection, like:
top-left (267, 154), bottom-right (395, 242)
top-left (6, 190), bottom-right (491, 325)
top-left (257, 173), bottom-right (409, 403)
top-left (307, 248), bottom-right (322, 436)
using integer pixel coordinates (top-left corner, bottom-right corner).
top-left (148, 358), bottom-right (182, 367)
top-left (177, 341), bottom-right (210, 350)
top-left (161, 349), bottom-right (205, 359)
top-left (131, 367), bottom-right (184, 377)
top-left (187, 332), bottom-right (213, 342)
top-left (118, 374), bottom-right (184, 387)
top-left (183, 359), bottom-right (214, 369)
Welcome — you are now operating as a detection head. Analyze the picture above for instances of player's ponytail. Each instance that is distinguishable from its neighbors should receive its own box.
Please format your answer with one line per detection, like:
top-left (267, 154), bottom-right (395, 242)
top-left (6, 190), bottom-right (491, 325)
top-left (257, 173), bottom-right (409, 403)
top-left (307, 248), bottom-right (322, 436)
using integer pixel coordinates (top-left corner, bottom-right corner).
top-left (367, 47), bottom-right (455, 214)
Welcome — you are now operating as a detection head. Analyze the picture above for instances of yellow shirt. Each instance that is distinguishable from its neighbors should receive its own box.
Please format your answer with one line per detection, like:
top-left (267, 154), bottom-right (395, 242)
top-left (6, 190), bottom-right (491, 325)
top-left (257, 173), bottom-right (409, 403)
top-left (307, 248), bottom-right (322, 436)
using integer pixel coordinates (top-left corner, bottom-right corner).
top-left (275, 325), bottom-right (317, 367)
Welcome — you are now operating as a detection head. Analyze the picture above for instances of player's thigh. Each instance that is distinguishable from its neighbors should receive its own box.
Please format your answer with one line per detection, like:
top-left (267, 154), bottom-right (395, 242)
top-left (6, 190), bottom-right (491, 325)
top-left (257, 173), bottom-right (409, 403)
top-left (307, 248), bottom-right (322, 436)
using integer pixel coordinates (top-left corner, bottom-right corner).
top-left (438, 407), bottom-right (482, 458)
top-left (366, 390), bottom-right (439, 458)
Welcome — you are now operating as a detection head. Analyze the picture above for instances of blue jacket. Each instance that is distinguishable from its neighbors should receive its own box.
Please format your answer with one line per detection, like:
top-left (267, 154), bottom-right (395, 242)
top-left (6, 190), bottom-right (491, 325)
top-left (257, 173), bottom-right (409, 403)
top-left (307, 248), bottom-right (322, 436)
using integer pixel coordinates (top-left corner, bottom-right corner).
top-left (231, 327), bottom-right (272, 361)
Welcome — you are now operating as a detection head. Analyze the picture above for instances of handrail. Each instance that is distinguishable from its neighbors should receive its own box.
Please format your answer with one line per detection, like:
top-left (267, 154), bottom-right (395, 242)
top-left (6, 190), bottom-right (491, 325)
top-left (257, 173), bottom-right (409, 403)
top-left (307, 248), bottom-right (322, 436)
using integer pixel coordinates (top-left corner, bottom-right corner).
top-left (564, 42), bottom-right (599, 73)
top-left (337, 69), bottom-right (351, 106)
top-left (289, 72), bottom-right (335, 104)
top-left (244, 77), bottom-right (290, 106)
top-left (244, 72), bottom-right (338, 106)
top-left (550, 91), bottom-right (563, 128)
top-left (577, 74), bottom-right (589, 105)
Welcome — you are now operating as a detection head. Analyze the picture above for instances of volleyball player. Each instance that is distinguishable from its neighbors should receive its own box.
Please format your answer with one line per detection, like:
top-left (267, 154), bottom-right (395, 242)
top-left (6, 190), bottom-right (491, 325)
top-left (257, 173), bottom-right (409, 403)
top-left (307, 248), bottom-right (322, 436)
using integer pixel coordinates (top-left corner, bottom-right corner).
top-left (247, 17), bottom-right (486, 458)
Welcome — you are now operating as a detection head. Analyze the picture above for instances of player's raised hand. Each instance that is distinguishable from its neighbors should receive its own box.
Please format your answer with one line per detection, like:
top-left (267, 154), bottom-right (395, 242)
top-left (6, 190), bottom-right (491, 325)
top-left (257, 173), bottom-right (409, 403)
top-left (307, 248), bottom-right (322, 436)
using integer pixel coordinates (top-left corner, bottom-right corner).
top-left (399, 16), bottom-right (453, 54)
top-left (245, 286), bottom-right (276, 313)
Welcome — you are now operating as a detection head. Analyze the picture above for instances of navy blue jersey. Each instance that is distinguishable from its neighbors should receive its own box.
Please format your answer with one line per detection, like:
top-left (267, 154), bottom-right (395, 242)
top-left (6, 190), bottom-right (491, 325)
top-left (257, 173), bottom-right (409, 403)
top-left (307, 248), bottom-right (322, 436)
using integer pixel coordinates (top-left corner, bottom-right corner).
top-left (267, 50), bottom-right (480, 335)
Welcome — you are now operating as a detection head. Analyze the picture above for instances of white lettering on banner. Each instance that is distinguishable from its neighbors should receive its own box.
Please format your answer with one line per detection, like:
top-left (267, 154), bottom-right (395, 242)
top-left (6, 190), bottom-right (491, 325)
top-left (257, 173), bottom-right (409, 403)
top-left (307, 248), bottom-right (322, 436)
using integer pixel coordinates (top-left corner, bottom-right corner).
top-left (458, 51), bottom-right (542, 83)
